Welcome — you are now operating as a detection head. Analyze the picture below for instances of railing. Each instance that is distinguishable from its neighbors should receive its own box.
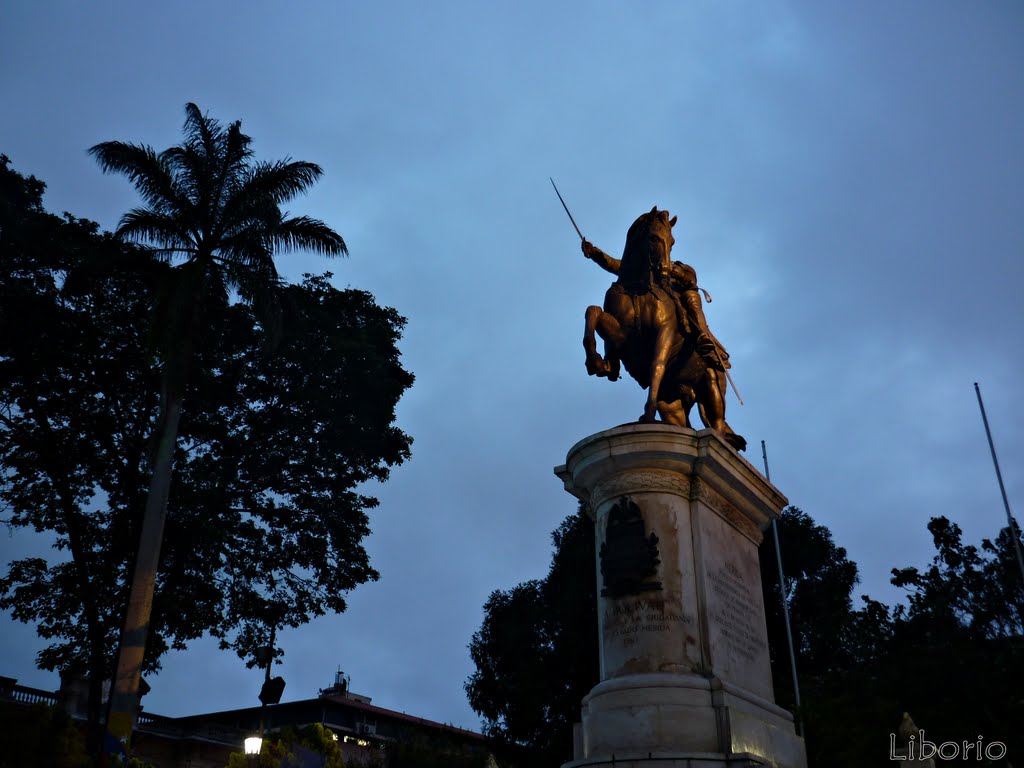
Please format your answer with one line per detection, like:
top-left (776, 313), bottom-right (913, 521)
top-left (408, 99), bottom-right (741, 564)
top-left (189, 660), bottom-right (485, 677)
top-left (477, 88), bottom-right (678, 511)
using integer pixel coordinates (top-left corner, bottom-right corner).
top-left (2, 684), bottom-right (59, 706)
top-left (1, 681), bottom-right (245, 749)
top-left (137, 712), bottom-right (171, 728)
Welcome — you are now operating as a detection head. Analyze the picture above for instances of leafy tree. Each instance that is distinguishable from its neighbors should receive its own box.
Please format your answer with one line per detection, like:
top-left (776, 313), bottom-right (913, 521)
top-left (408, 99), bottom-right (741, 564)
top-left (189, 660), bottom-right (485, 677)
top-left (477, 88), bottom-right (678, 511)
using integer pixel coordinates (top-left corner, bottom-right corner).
top-left (88, 103), bottom-right (348, 738)
top-left (465, 507), bottom-right (597, 766)
top-left (466, 503), bottom-right (895, 767)
top-left (1, 154), bottom-right (160, 753)
top-left (0, 159), bottom-right (412, 757)
top-left (885, 517), bottom-right (1024, 759)
top-left (763, 510), bottom-right (1023, 765)
top-left (759, 508), bottom-right (893, 697)
top-left (891, 516), bottom-right (1023, 639)
top-left (168, 271), bottom-right (413, 663)
top-left (466, 495), bottom-right (1024, 767)
top-left (759, 507), bottom-right (897, 766)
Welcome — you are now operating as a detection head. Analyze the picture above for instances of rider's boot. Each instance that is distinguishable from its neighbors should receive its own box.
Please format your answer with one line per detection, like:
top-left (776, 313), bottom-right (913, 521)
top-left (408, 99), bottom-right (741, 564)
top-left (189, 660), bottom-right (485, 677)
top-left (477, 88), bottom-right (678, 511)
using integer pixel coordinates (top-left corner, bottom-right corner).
top-left (607, 357), bottom-right (621, 381)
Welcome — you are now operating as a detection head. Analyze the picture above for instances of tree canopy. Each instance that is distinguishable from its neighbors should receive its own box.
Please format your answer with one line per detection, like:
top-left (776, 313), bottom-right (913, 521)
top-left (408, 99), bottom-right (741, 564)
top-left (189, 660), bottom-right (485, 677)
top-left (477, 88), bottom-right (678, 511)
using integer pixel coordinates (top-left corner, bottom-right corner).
top-left (466, 500), bottom-right (1024, 767)
top-left (465, 507), bottom-right (598, 766)
top-left (0, 155), bottom-right (413, 749)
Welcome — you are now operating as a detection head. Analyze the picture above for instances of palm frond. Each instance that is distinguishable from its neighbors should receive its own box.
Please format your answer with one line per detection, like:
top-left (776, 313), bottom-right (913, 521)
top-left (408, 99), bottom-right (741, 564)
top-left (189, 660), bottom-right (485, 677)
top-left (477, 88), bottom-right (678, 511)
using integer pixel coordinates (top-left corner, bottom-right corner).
top-left (222, 120), bottom-right (254, 172)
top-left (88, 142), bottom-right (188, 216)
top-left (209, 120), bottom-right (254, 234)
top-left (94, 102), bottom-right (346, 331)
top-left (117, 209), bottom-right (196, 258)
top-left (161, 146), bottom-right (203, 209)
top-left (237, 160), bottom-right (324, 208)
top-left (224, 257), bottom-right (283, 297)
top-left (182, 103), bottom-right (223, 163)
top-left (215, 238), bottom-right (276, 274)
top-left (272, 215), bottom-right (348, 256)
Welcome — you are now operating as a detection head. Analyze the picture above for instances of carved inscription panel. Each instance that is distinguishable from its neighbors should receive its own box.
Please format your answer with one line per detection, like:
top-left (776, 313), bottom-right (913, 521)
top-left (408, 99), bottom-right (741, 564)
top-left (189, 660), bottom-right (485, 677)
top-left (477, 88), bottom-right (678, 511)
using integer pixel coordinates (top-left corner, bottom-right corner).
top-left (708, 562), bottom-right (764, 665)
top-left (601, 594), bottom-right (700, 677)
top-left (604, 596), bottom-right (694, 649)
top-left (698, 507), bottom-right (773, 698)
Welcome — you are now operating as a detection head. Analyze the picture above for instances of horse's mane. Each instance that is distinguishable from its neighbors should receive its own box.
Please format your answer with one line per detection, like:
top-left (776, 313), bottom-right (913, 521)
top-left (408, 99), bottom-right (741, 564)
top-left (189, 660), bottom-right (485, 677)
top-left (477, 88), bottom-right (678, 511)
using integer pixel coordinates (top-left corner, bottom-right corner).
top-left (618, 207), bottom-right (676, 289)
top-left (624, 206), bottom-right (675, 252)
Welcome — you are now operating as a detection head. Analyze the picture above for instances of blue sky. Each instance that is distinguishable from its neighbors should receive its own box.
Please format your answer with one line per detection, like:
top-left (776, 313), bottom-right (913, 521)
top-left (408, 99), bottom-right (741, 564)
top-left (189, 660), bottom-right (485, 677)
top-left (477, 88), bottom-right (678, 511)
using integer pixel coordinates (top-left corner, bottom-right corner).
top-left (2, 0), bottom-right (1022, 732)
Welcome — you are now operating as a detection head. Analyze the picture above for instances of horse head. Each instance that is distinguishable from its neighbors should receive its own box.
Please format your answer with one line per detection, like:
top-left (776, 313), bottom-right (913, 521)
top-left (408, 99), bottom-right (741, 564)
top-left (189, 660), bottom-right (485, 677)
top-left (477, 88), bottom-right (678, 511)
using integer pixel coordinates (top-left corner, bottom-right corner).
top-left (619, 206), bottom-right (677, 290)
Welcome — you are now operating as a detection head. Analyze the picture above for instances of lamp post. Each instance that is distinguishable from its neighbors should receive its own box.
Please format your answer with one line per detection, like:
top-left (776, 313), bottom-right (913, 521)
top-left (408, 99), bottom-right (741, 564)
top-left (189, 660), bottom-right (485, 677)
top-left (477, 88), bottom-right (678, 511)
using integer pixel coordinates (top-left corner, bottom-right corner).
top-left (254, 622), bottom-right (286, 746)
top-left (244, 735), bottom-right (263, 768)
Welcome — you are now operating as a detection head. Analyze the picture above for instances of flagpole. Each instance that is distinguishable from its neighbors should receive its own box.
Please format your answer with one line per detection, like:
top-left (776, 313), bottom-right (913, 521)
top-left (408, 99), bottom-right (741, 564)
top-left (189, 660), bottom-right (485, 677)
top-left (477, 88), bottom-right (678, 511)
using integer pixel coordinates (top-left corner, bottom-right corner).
top-left (761, 440), bottom-right (802, 736)
top-left (973, 383), bottom-right (1024, 589)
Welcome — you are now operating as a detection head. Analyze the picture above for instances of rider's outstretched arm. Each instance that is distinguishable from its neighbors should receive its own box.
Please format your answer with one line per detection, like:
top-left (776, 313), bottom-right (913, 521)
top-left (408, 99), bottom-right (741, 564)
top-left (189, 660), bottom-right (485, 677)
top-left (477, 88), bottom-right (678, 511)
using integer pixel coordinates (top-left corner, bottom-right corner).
top-left (581, 240), bottom-right (621, 274)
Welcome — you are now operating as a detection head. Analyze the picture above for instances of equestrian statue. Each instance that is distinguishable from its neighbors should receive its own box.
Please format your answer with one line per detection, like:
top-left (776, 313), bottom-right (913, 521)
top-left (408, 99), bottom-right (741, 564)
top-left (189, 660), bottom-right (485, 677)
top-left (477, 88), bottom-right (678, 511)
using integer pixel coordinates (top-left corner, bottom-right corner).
top-left (569, 201), bottom-right (746, 452)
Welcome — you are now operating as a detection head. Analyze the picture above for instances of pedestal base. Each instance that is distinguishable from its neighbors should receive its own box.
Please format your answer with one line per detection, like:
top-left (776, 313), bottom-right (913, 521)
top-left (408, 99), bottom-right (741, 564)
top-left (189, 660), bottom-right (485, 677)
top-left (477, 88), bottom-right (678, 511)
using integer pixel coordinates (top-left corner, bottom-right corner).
top-left (555, 425), bottom-right (807, 768)
top-left (573, 674), bottom-right (805, 768)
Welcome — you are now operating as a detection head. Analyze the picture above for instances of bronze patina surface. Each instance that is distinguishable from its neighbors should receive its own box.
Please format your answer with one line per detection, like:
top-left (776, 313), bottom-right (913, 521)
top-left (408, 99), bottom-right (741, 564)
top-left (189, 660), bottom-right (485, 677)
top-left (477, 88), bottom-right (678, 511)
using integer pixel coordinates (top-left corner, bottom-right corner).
top-left (580, 207), bottom-right (746, 451)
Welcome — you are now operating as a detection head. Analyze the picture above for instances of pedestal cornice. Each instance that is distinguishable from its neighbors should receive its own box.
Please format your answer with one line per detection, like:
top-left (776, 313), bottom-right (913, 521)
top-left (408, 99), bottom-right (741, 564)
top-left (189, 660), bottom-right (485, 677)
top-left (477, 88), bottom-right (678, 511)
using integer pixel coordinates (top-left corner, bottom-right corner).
top-left (554, 424), bottom-right (788, 529)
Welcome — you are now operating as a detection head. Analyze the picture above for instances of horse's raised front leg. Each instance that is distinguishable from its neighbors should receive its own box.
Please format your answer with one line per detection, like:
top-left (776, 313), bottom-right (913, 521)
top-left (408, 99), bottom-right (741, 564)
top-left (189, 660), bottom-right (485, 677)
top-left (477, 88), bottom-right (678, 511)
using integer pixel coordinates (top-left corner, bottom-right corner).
top-left (584, 306), bottom-right (624, 381)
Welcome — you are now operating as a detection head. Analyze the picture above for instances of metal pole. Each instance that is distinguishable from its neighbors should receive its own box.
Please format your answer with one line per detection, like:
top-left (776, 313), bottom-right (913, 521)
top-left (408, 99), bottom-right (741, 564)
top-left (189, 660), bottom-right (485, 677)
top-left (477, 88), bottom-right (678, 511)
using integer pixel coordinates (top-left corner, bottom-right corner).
top-left (260, 624), bottom-right (275, 741)
top-left (761, 440), bottom-right (803, 736)
top-left (973, 383), bottom-right (1024, 590)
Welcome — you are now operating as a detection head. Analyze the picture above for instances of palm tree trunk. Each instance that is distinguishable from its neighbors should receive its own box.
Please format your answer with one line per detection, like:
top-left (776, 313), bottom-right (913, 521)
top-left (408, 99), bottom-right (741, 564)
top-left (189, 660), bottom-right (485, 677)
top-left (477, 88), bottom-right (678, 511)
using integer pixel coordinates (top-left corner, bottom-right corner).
top-left (106, 390), bottom-right (183, 747)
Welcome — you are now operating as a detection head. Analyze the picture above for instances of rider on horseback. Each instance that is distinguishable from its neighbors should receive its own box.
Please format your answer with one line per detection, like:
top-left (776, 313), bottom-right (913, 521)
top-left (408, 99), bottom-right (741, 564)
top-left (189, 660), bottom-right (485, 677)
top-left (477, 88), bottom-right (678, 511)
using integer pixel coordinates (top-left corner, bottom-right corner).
top-left (573, 205), bottom-right (746, 450)
top-left (581, 239), bottom-right (729, 373)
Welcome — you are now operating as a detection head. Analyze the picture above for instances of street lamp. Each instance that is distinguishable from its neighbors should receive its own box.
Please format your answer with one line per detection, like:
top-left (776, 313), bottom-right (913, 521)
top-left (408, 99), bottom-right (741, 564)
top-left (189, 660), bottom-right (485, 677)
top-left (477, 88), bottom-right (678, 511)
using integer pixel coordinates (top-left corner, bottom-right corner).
top-left (253, 621), bottom-right (285, 753)
top-left (244, 735), bottom-right (262, 767)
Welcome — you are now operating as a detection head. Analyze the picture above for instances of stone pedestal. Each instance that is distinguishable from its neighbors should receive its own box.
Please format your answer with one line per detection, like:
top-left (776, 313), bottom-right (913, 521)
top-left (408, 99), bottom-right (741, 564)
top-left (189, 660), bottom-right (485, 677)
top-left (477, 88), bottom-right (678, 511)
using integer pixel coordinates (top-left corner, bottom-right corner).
top-left (554, 424), bottom-right (806, 768)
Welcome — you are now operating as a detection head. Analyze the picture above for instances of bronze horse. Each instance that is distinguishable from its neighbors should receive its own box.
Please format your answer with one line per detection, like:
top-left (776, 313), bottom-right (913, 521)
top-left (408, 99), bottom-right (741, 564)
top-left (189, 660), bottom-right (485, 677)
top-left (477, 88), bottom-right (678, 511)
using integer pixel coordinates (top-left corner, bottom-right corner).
top-left (582, 207), bottom-right (746, 451)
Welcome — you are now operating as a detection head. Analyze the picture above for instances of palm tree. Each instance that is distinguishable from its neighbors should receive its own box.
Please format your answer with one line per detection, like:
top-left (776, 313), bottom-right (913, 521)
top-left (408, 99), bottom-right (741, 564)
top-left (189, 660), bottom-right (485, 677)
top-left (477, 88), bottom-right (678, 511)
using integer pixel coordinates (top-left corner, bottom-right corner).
top-left (90, 103), bottom-right (346, 747)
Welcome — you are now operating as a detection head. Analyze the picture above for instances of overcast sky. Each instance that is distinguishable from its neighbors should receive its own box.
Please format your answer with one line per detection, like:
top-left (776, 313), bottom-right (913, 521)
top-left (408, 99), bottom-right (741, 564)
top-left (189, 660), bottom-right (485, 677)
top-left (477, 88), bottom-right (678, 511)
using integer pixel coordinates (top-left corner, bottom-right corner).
top-left (2, 0), bottom-right (1022, 732)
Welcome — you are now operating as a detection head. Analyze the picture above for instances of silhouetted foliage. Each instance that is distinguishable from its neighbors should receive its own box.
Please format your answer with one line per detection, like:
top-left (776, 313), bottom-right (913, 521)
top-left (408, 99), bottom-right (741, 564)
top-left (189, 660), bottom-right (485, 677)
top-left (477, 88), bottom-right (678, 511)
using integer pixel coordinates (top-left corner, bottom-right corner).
top-left (467, 496), bottom-right (1022, 767)
top-left (761, 508), bottom-right (1022, 766)
top-left (0, 701), bottom-right (90, 768)
top-left (88, 103), bottom-right (352, 738)
top-left (0, 157), bottom-right (412, 754)
top-left (465, 507), bottom-right (597, 766)
top-left (882, 516), bottom-right (1023, 762)
top-left (760, 507), bottom-right (897, 765)
top-left (1, 154), bottom-right (161, 752)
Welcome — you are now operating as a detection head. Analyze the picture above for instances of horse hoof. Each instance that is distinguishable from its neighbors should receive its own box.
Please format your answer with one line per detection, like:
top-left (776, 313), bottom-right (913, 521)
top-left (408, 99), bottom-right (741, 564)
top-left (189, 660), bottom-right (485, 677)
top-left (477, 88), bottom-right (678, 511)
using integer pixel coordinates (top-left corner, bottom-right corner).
top-left (638, 412), bottom-right (658, 424)
top-left (586, 355), bottom-right (611, 378)
top-left (725, 433), bottom-right (747, 452)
